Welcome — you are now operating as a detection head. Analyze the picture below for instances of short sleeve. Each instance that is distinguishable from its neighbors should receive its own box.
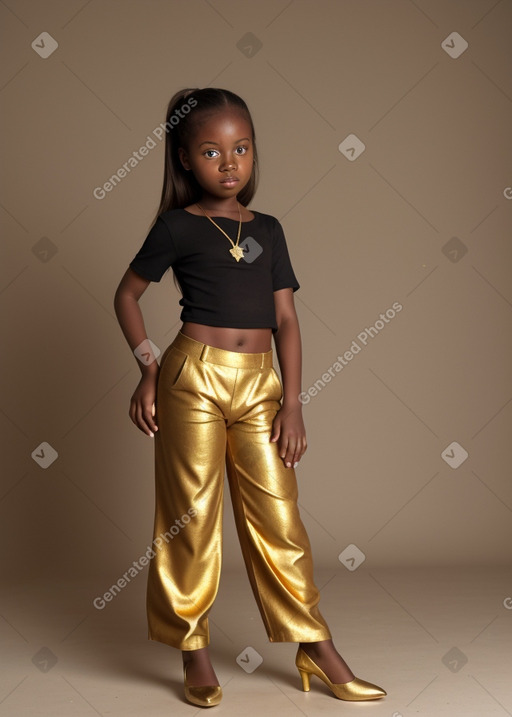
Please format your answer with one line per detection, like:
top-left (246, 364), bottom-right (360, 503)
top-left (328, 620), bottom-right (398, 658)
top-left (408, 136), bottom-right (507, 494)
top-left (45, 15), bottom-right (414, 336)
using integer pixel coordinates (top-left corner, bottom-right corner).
top-left (272, 218), bottom-right (300, 292)
top-left (129, 217), bottom-right (178, 282)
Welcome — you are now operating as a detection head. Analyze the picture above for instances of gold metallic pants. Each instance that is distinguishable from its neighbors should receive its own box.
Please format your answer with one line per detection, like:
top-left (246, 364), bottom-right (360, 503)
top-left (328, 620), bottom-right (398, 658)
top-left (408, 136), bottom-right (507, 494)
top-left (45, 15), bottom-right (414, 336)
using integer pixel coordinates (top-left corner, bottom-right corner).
top-left (146, 330), bottom-right (331, 650)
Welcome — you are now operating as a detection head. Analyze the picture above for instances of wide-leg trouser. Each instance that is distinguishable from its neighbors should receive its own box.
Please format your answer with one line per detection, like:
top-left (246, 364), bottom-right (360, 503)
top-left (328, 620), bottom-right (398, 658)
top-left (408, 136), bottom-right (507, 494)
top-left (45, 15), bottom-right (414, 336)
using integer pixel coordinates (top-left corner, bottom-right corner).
top-left (146, 330), bottom-right (331, 650)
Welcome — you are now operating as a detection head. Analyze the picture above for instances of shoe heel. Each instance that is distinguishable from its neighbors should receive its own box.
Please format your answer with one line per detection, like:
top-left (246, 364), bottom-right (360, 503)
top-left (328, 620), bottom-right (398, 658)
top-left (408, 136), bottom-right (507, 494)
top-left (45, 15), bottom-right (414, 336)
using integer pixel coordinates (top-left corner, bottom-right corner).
top-left (298, 668), bottom-right (310, 692)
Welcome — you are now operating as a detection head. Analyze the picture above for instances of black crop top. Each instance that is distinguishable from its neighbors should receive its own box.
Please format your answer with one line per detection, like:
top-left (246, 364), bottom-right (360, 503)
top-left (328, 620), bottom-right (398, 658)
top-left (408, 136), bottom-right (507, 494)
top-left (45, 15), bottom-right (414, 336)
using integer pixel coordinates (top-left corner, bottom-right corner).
top-left (129, 208), bottom-right (300, 333)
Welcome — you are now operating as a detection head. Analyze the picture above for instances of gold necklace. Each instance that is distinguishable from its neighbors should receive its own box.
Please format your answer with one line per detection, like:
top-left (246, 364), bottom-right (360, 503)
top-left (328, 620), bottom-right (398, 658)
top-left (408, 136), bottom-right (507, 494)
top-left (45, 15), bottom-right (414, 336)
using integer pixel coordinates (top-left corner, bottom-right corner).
top-left (195, 202), bottom-right (245, 262)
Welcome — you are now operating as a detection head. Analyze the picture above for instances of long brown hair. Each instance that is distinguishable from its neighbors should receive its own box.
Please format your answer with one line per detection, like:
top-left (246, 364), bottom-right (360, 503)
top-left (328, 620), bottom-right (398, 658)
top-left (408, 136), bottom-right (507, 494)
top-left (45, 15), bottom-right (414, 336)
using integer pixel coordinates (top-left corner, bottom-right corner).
top-left (153, 87), bottom-right (259, 222)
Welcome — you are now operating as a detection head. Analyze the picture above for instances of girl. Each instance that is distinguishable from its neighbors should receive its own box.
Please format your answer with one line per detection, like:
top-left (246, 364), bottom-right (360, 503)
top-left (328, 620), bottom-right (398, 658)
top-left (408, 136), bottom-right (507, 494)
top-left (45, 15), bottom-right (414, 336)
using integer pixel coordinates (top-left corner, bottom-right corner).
top-left (114, 88), bottom-right (386, 708)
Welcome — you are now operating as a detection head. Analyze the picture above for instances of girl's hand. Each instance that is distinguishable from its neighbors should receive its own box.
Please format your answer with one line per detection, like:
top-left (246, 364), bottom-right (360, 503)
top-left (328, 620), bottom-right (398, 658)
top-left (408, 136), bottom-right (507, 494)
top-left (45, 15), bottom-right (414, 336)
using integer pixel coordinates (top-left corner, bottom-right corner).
top-left (129, 374), bottom-right (159, 437)
top-left (270, 403), bottom-right (307, 468)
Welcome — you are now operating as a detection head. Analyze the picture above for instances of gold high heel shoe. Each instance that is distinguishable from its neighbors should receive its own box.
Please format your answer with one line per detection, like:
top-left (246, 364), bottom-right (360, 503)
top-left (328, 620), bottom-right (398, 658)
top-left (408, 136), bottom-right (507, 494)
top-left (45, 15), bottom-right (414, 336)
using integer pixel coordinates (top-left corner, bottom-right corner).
top-left (183, 663), bottom-right (222, 707)
top-left (295, 647), bottom-right (386, 701)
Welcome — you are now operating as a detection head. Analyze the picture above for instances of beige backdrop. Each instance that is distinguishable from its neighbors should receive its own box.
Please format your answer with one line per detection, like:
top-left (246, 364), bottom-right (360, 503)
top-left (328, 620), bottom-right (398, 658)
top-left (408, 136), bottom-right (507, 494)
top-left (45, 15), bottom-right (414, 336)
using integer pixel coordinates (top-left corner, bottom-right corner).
top-left (1, 0), bottom-right (511, 586)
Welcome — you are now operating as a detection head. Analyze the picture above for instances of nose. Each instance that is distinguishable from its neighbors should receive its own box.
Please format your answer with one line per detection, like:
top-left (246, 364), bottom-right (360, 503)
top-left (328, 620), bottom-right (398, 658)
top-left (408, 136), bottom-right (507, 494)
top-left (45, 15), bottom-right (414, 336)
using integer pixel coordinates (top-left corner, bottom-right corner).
top-left (220, 155), bottom-right (237, 171)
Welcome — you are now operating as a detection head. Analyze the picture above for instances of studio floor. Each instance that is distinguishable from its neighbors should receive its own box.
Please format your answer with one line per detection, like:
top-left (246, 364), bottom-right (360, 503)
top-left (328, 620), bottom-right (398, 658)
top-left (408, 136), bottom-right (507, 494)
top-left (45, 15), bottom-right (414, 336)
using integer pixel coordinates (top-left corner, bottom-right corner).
top-left (1, 566), bottom-right (511, 716)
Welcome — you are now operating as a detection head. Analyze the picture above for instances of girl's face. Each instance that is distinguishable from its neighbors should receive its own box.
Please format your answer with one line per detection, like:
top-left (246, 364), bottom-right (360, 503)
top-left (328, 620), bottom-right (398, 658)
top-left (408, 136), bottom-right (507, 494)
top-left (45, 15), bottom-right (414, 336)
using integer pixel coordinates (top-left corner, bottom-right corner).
top-left (178, 109), bottom-right (254, 203)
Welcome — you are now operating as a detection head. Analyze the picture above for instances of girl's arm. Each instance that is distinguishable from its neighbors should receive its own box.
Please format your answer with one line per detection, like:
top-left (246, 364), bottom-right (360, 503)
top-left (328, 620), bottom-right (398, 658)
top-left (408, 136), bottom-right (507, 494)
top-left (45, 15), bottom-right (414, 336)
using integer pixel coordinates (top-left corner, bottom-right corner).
top-left (271, 287), bottom-right (307, 468)
top-left (114, 268), bottom-right (159, 437)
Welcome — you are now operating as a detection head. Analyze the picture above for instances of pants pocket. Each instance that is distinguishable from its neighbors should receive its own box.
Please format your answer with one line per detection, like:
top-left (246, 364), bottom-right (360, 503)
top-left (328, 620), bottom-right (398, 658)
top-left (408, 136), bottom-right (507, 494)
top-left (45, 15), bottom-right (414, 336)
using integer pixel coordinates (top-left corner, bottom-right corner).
top-left (158, 346), bottom-right (189, 390)
top-left (270, 367), bottom-right (283, 400)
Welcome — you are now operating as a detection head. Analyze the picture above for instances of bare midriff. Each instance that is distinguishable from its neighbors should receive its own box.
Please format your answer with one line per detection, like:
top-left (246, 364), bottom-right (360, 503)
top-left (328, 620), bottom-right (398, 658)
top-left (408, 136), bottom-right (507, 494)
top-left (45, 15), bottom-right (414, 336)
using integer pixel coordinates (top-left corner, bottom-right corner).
top-left (180, 322), bottom-right (272, 353)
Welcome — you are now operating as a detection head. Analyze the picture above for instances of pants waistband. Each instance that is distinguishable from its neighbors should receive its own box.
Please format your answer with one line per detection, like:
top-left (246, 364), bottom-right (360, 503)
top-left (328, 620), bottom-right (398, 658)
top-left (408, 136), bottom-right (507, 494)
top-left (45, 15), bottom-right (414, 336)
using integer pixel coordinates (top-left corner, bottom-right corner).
top-left (171, 331), bottom-right (274, 369)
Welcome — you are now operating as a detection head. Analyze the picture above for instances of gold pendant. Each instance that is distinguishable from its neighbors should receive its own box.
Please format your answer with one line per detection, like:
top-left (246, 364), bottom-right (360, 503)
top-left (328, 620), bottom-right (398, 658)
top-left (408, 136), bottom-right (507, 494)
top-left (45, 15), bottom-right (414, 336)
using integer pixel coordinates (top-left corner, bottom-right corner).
top-left (229, 245), bottom-right (245, 262)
